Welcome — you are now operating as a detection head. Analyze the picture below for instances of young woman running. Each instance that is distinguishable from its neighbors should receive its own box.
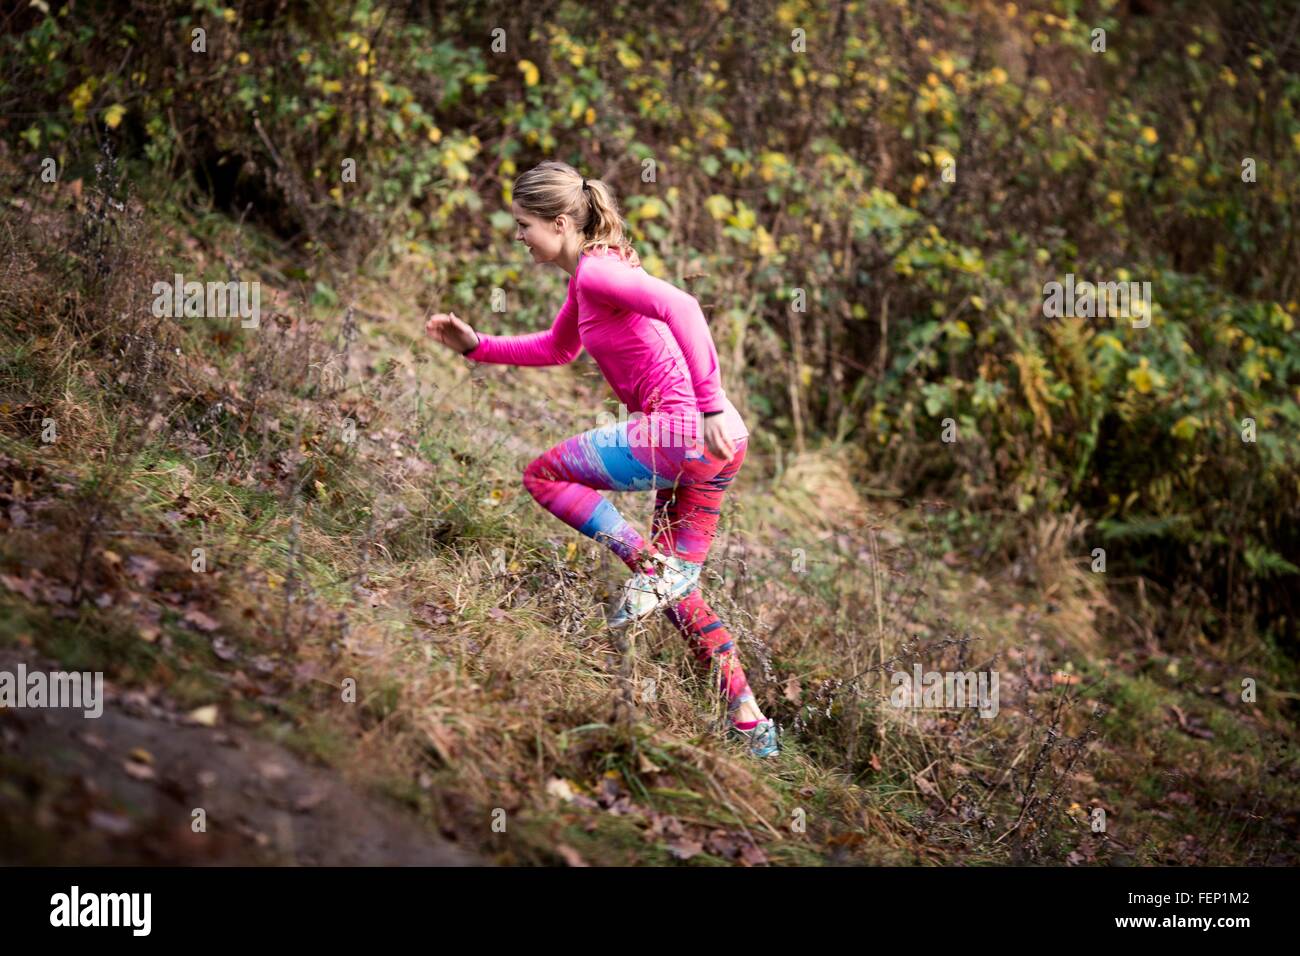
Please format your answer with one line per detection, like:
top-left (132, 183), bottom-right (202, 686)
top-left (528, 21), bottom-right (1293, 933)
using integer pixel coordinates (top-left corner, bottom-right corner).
top-left (424, 160), bottom-right (777, 759)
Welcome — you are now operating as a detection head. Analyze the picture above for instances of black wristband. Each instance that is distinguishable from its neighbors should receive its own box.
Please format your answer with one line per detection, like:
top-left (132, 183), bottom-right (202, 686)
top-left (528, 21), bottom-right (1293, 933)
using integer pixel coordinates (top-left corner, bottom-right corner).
top-left (701, 410), bottom-right (723, 417)
top-left (461, 334), bottom-right (480, 356)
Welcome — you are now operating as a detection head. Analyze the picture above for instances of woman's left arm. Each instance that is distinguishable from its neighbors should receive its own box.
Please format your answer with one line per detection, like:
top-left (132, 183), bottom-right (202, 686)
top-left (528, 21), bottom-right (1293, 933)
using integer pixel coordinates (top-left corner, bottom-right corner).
top-left (581, 257), bottom-right (726, 416)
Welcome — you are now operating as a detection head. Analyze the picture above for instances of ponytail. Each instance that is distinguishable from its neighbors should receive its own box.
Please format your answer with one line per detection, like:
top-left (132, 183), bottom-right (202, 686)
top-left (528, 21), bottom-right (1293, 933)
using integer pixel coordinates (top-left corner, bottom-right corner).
top-left (512, 160), bottom-right (641, 268)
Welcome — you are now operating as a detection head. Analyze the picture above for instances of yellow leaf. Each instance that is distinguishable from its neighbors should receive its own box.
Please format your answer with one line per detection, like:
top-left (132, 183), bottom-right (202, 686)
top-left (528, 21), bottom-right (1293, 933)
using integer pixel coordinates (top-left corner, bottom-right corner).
top-left (1171, 415), bottom-right (1202, 441)
top-left (727, 202), bottom-right (756, 230)
top-left (1126, 358), bottom-right (1163, 394)
top-left (517, 59), bottom-right (540, 86)
top-left (103, 104), bottom-right (126, 129)
top-left (704, 194), bottom-right (733, 220)
top-left (637, 198), bottom-right (664, 220)
top-left (68, 80), bottom-right (94, 114)
top-left (188, 705), bottom-right (219, 727)
top-left (1140, 126), bottom-right (1159, 145)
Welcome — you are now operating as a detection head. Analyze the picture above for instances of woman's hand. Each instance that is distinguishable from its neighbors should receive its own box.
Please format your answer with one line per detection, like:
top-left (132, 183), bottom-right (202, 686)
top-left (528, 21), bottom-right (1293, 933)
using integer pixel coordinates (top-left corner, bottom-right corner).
top-left (424, 311), bottom-right (479, 354)
top-left (701, 414), bottom-right (736, 462)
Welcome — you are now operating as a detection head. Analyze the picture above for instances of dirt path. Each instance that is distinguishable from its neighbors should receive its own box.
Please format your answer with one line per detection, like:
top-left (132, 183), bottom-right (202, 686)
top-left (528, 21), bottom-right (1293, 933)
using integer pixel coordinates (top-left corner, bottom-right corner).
top-left (0, 648), bottom-right (481, 865)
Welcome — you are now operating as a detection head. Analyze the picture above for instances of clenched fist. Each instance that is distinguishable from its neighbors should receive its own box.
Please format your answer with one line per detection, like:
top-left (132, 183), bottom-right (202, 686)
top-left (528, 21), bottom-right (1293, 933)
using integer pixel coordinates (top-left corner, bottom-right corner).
top-left (424, 311), bottom-right (480, 354)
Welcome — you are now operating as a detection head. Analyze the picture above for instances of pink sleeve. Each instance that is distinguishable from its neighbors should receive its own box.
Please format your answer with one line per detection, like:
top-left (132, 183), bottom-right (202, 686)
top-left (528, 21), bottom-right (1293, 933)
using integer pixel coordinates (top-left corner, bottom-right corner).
top-left (580, 258), bottom-right (726, 414)
top-left (465, 281), bottom-right (582, 366)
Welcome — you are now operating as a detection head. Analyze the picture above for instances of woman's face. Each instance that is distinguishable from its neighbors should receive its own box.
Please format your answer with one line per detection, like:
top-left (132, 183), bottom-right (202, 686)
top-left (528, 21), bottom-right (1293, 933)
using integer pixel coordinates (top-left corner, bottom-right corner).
top-left (512, 202), bottom-right (566, 265)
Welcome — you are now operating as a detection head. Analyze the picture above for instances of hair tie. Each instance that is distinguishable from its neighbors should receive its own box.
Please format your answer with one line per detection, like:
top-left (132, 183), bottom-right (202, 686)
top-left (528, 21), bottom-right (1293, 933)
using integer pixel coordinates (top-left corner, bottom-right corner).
top-left (581, 178), bottom-right (588, 191)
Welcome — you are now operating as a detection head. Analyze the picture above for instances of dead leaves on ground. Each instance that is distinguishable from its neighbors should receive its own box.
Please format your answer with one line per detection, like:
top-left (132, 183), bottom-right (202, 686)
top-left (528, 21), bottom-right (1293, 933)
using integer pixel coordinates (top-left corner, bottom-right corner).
top-left (546, 771), bottom-right (770, 866)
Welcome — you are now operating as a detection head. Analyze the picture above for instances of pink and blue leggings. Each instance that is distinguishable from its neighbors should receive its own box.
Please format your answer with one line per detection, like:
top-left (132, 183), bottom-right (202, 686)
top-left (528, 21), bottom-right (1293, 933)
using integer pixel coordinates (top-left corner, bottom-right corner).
top-left (522, 413), bottom-right (756, 717)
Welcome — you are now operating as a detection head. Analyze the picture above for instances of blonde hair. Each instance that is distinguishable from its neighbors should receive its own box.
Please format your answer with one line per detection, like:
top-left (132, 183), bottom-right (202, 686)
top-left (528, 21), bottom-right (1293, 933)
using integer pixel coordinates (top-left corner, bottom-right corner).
top-left (512, 160), bottom-right (641, 268)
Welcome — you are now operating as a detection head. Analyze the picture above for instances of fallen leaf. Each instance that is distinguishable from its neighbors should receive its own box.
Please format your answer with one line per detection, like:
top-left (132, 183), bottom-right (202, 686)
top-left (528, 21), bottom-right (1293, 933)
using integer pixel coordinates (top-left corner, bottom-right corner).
top-left (184, 608), bottom-right (221, 632)
top-left (555, 844), bottom-right (589, 867)
top-left (0, 573), bottom-right (39, 602)
top-left (125, 555), bottom-right (161, 589)
top-left (667, 838), bottom-right (703, 860)
top-left (258, 761), bottom-right (289, 782)
top-left (88, 810), bottom-right (134, 835)
top-left (738, 843), bottom-right (768, 866)
top-left (637, 751), bottom-right (662, 774)
top-left (123, 760), bottom-right (155, 781)
top-left (783, 675), bottom-right (802, 704)
top-left (545, 777), bottom-right (576, 803)
top-left (914, 772), bottom-right (941, 799)
top-left (293, 788), bottom-right (328, 813)
top-left (187, 704), bottom-right (219, 727)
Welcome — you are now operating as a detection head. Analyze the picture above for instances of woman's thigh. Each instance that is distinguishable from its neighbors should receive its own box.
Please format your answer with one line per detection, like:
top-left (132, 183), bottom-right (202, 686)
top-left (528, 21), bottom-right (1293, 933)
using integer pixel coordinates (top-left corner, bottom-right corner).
top-left (652, 437), bottom-right (748, 559)
top-left (534, 414), bottom-right (727, 493)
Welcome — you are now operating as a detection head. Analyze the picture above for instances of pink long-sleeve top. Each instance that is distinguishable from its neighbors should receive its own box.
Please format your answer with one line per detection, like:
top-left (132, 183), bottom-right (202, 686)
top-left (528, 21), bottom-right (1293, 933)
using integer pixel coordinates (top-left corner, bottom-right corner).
top-left (465, 250), bottom-right (749, 442)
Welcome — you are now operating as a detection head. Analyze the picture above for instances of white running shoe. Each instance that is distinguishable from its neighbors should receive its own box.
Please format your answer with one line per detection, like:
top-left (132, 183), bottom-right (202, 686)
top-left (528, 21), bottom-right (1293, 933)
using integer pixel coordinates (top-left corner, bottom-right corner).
top-left (608, 554), bottom-right (702, 628)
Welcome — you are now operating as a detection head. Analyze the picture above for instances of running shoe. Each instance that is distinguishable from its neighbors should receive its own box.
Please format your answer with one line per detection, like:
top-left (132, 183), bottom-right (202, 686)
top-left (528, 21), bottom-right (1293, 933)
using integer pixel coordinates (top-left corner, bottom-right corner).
top-left (607, 554), bottom-right (702, 628)
top-left (730, 718), bottom-right (780, 759)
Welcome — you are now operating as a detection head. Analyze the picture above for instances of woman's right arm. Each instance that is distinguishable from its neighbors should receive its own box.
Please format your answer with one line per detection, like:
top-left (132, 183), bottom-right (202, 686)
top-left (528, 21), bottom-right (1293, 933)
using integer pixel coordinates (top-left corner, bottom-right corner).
top-left (464, 284), bottom-right (582, 366)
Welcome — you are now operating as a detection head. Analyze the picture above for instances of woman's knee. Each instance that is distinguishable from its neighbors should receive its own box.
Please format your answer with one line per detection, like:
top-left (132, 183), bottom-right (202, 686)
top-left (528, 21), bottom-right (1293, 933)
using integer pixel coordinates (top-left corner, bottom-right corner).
top-left (522, 454), bottom-right (553, 500)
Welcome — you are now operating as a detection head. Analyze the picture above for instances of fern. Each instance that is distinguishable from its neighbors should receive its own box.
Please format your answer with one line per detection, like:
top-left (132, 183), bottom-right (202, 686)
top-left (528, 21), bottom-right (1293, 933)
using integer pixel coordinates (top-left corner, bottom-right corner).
top-left (1243, 545), bottom-right (1300, 578)
top-left (1096, 513), bottom-right (1194, 542)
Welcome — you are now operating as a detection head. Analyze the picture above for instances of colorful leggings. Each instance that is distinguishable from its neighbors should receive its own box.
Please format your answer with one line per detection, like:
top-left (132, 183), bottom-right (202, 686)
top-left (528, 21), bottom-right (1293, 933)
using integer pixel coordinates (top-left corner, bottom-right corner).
top-left (522, 413), bottom-right (756, 717)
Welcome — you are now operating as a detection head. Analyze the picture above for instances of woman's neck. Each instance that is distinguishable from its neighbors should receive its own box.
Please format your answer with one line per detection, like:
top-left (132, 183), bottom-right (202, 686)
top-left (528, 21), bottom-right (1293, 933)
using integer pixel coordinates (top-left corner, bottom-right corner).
top-left (556, 235), bottom-right (585, 276)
